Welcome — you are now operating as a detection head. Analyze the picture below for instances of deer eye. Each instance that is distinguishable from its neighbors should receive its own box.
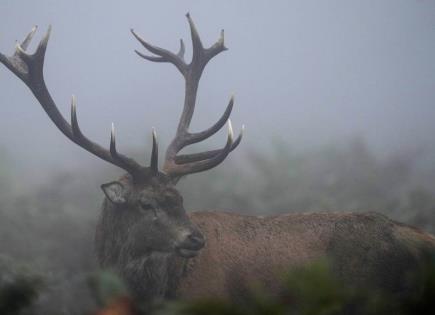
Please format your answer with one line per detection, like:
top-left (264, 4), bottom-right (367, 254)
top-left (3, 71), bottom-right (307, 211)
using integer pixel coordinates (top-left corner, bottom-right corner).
top-left (139, 201), bottom-right (155, 211)
top-left (139, 201), bottom-right (159, 220)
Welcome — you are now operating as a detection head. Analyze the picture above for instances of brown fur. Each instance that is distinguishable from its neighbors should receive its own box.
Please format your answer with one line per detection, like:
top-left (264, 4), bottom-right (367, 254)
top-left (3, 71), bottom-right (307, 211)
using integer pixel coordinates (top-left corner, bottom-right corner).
top-left (177, 211), bottom-right (435, 301)
top-left (95, 175), bottom-right (435, 308)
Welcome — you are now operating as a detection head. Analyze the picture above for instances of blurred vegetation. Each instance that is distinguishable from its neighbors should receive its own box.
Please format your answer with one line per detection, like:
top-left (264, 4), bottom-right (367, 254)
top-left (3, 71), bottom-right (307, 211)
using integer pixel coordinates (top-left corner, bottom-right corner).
top-left (0, 138), bottom-right (435, 314)
top-left (181, 138), bottom-right (435, 233)
top-left (156, 253), bottom-right (435, 315)
top-left (2, 256), bottom-right (435, 315)
top-left (0, 255), bottom-right (43, 315)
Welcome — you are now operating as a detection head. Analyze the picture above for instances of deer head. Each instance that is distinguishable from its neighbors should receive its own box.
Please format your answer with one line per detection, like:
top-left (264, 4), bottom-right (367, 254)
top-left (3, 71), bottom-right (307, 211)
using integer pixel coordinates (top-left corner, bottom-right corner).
top-left (0, 14), bottom-right (243, 258)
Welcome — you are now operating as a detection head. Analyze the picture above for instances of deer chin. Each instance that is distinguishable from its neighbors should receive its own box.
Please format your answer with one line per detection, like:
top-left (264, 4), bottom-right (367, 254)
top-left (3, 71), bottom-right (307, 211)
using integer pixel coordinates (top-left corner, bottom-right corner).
top-left (175, 247), bottom-right (201, 258)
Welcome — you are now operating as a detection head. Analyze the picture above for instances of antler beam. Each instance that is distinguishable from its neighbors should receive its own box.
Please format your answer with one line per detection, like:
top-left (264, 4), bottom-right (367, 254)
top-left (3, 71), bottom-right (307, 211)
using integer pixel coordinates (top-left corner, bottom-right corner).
top-left (0, 26), bottom-right (154, 180)
top-left (132, 13), bottom-right (243, 180)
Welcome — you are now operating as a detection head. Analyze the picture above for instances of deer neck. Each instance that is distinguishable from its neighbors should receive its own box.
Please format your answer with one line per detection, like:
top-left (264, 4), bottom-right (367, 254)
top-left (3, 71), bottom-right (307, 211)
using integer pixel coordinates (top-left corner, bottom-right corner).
top-left (118, 250), bottom-right (188, 305)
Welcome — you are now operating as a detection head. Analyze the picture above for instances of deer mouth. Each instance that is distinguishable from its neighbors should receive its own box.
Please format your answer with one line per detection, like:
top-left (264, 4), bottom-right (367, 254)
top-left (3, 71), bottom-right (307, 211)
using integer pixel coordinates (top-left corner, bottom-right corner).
top-left (174, 231), bottom-right (205, 258)
top-left (175, 247), bottom-right (201, 258)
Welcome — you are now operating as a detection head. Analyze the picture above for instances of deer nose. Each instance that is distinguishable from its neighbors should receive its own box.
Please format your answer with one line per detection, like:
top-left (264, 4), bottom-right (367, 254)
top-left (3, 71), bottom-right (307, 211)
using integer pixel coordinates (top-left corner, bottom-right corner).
top-left (175, 230), bottom-right (205, 258)
top-left (186, 232), bottom-right (205, 250)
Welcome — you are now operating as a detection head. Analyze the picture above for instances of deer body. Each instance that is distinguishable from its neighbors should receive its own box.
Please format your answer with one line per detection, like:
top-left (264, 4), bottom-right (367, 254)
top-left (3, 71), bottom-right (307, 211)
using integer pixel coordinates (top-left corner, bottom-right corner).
top-left (2, 14), bottom-right (435, 312)
top-left (183, 211), bottom-right (435, 299)
top-left (96, 203), bottom-right (435, 305)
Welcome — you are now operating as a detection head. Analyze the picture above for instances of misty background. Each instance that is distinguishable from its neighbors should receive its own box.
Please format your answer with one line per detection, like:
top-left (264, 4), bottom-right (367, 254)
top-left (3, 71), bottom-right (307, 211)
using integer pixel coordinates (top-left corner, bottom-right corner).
top-left (1, 0), bottom-right (434, 181)
top-left (1, 1), bottom-right (435, 313)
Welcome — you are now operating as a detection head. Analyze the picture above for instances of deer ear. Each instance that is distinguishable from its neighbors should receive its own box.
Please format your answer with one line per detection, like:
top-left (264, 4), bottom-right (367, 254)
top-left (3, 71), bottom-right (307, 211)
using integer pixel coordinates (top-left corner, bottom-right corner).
top-left (101, 181), bottom-right (127, 205)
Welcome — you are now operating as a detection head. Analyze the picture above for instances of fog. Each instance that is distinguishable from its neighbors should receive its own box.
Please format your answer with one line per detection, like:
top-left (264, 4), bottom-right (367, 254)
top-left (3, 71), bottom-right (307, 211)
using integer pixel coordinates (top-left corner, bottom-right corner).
top-left (2, 2), bottom-right (435, 313)
top-left (1, 0), bottom-right (434, 179)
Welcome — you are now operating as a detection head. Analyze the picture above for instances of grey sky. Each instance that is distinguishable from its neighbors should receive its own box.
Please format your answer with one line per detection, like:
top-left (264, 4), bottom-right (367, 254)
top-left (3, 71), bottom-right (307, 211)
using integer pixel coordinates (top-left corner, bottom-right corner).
top-left (1, 0), bottom-right (434, 176)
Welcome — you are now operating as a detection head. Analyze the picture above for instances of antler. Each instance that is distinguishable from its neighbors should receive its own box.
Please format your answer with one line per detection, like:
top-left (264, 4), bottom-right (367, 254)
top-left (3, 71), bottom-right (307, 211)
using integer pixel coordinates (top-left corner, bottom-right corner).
top-left (0, 26), bottom-right (157, 180)
top-left (132, 13), bottom-right (243, 180)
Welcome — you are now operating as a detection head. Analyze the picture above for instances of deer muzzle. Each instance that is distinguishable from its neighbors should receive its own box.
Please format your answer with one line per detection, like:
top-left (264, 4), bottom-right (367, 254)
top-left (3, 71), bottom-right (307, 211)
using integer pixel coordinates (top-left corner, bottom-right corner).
top-left (175, 230), bottom-right (205, 258)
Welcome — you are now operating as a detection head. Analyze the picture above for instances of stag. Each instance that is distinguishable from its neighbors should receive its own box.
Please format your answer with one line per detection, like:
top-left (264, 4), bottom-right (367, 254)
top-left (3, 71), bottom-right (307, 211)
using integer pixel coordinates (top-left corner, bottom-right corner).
top-left (1, 14), bottom-right (435, 311)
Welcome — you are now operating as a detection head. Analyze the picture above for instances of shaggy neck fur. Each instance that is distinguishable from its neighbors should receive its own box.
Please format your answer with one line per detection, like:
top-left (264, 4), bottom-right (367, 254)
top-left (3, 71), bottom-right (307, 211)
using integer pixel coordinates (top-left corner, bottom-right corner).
top-left (95, 199), bottom-right (187, 308)
top-left (118, 251), bottom-right (185, 302)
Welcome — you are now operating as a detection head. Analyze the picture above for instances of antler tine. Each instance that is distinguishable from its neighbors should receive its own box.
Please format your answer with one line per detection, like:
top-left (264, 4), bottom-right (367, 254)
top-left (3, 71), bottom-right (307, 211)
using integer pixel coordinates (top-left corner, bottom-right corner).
top-left (150, 128), bottom-right (159, 175)
top-left (70, 95), bottom-right (83, 137)
top-left (34, 25), bottom-right (51, 62)
top-left (1, 26), bottom-right (145, 179)
top-left (186, 13), bottom-right (227, 70)
top-left (20, 25), bottom-right (38, 50)
top-left (0, 25), bottom-right (47, 82)
top-left (72, 99), bottom-right (143, 176)
top-left (175, 126), bottom-right (244, 164)
top-left (110, 122), bottom-right (117, 156)
top-left (184, 95), bottom-right (234, 146)
top-left (71, 97), bottom-right (143, 175)
top-left (165, 120), bottom-right (236, 178)
top-left (186, 12), bottom-right (204, 58)
top-left (177, 39), bottom-right (185, 59)
top-left (131, 29), bottom-right (187, 75)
